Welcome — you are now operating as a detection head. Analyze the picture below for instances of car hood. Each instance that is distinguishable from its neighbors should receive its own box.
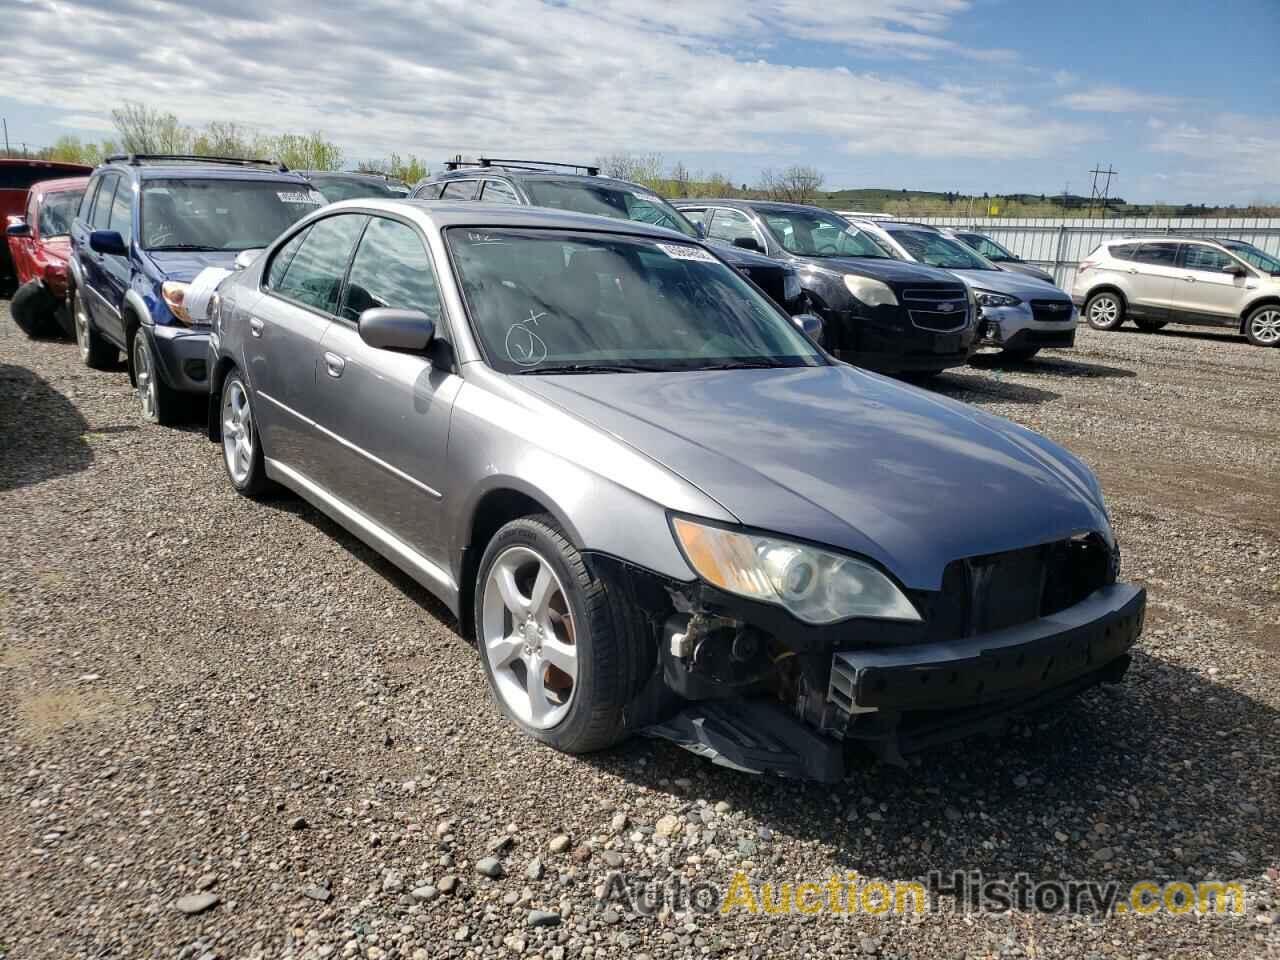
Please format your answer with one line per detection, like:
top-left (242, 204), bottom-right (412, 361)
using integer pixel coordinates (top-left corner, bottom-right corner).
top-left (518, 364), bottom-right (1110, 590)
top-left (789, 255), bottom-right (961, 286)
top-left (146, 250), bottom-right (242, 282)
top-left (946, 268), bottom-right (1069, 299)
top-left (1000, 261), bottom-right (1057, 284)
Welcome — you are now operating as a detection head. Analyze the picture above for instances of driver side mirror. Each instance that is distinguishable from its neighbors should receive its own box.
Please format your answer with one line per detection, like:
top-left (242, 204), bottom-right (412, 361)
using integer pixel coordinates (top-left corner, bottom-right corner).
top-left (1222, 263), bottom-right (1247, 277)
top-left (5, 217), bottom-right (29, 238)
top-left (235, 248), bottom-right (265, 271)
top-left (733, 236), bottom-right (763, 253)
top-left (89, 230), bottom-right (127, 256)
top-left (359, 307), bottom-right (436, 352)
top-left (792, 312), bottom-right (824, 342)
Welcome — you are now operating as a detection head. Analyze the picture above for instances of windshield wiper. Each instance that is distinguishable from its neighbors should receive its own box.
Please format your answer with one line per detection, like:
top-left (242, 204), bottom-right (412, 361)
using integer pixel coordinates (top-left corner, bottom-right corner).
top-left (147, 243), bottom-right (224, 252)
top-left (515, 362), bottom-right (665, 375)
top-left (695, 358), bottom-right (796, 370)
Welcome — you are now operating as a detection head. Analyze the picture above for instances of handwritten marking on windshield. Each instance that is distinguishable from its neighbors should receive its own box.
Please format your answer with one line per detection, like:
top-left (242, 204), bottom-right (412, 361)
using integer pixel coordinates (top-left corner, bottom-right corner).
top-left (505, 308), bottom-right (548, 366)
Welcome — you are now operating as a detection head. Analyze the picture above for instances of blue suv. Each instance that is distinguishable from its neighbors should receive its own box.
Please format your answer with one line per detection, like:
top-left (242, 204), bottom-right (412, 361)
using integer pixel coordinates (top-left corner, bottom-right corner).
top-left (69, 154), bottom-right (324, 424)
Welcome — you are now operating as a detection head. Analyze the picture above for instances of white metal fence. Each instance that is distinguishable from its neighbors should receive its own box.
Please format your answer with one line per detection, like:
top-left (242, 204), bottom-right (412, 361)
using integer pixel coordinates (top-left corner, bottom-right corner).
top-left (909, 217), bottom-right (1280, 289)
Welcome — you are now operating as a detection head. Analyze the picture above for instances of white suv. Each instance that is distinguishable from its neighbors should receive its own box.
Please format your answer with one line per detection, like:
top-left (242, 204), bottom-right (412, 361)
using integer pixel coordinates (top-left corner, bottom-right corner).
top-left (1072, 237), bottom-right (1280, 347)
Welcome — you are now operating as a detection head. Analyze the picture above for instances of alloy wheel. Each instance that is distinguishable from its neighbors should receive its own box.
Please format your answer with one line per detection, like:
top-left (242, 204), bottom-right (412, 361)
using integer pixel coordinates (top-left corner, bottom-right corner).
top-left (481, 546), bottom-right (578, 729)
top-left (133, 334), bottom-right (157, 420)
top-left (1088, 296), bottom-right (1119, 327)
top-left (74, 294), bottom-right (91, 361)
top-left (1250, 308), bottom-right (1280, 346)
top-left (222, 379), bottom-right (255, 485)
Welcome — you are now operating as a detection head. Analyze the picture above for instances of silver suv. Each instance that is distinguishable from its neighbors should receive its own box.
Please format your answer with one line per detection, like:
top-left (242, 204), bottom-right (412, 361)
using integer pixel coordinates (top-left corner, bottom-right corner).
top-left (1072, 237), bottom-right (1280, 347)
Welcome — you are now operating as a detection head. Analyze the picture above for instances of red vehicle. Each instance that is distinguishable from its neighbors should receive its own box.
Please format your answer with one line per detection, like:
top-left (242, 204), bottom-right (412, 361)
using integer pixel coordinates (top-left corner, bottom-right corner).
top-left (1, 159), bottom-right (92, 281)
top-left (5, 171), bottom-right (91, 337)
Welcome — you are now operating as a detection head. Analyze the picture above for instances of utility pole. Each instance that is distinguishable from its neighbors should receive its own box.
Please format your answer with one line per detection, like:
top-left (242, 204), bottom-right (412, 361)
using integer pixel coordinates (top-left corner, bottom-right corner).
top-left (1087, 163), bottom-right (1117, 219)
top-left (2, 118), bottom-right (9, 158)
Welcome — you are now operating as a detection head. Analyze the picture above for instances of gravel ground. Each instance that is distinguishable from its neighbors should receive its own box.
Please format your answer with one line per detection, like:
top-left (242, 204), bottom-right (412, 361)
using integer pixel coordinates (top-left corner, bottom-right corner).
top-left (1, 302), bottom-right (1277, 960)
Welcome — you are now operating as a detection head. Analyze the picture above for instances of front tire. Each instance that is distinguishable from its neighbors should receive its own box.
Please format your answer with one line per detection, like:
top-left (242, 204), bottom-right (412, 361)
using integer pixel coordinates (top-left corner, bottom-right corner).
top-left (220, 369), bottom-right (271, 496)
top-left (9, 281), bottom-right (58, 338)
top-left (1085, 291), bottom-right (1125, 331)
top-left (474, 516), bottom-right (647, 754)
top-left (130, 326), bottom-right (181, 426)
top-left (1245, 305), bottom-right (1280, 348)
top-left (72, 286), bottom-right (116, 368)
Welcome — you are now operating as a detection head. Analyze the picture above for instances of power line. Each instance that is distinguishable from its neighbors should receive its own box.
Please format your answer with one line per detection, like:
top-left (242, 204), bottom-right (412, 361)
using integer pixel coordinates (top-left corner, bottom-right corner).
top-left (1088, 163), bottom-right (1117, 219)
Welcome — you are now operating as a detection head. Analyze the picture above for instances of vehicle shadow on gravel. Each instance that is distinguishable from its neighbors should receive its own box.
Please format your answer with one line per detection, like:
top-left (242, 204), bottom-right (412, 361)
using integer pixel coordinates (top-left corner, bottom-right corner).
top-left (591, 650), bottom-right (1276, 911)
top-left (0, 362), bottom-right (94, 491)
top-left (921, 371), bottom-right (1061, 405)
top-left (970, 353), bottom-right (1138, 380)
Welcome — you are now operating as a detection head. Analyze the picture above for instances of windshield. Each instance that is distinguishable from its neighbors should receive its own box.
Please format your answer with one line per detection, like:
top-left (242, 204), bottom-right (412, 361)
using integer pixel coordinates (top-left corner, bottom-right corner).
top-left (309, 176), bottom-right (397, 202)
top-left (757, 208), bottom-right (894, 259)
top-left (957, 232), bottom-right (1016, 262)
top-left (1218, 239), bottom-right (1280, 275)
top-left (890, 228), bottom-right (994, 270)
top-left (521, 180), bottom-right (698, 238)
top-left (141, 179), bottom-right (325, 251)
top-left (37, 190), bottom-right (83, 237)
top-left (448, 229), bottom-right (824, 375)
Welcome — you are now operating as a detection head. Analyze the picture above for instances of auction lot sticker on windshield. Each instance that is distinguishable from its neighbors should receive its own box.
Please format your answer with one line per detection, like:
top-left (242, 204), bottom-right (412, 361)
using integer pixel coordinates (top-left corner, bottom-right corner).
top-left (657, 243), bottom-right (717, 263)
top-left (278, 191), bottom-right (325, 206)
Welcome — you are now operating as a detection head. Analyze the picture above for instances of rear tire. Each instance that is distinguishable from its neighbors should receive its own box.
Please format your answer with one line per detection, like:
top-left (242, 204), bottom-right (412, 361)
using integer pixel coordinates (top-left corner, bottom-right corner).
top-left (72, 286), bottom-right (116, 369)
top-left (1084, 291), bottom-right (1125, 331)
top-left (474, 515), bottom-right (649, 754)
top-left (1133, 318), bottom-right (1167, 333)
top-left (1244, 304), bottom-right (1280, 348)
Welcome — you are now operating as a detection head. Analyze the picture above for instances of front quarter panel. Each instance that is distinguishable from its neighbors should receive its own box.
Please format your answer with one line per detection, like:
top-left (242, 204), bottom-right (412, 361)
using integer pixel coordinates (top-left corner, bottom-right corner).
top-left (446, 367), bottom-right (735, 583)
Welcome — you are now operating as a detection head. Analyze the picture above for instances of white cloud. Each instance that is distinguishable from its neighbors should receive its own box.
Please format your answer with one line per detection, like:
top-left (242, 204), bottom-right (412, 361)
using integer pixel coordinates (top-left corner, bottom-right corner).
top-left (0, 0), bottom-right (1086, 172)
top-left (1057, 86), bottom-right (1183, 113)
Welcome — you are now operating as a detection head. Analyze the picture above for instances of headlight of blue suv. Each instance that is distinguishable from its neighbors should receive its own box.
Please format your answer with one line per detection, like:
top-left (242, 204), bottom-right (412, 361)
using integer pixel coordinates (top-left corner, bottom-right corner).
top-left (672, 517), bottom-right (921, 624)
top-left (843, 275), bottom-right (899, 308)
top-left (783, 273), bottom-right (802, 302)
top-left (974, 289), bottom-right (1022, 309)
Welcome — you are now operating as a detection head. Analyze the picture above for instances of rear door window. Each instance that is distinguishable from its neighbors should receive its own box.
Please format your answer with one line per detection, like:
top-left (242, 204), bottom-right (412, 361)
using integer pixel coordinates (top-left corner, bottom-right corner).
top-left (440, 180), bottom-right (479, 200)
top-left (270, 214), bottom-right (368, 315)
top-left (107, 179), bottom-right (133, 237)
top-left (1134, 242), bottom-right (1180, 267)
top-left (480, 180), bottom-right (519, 204)
top-left (90, 175), bottom-right (118, 230)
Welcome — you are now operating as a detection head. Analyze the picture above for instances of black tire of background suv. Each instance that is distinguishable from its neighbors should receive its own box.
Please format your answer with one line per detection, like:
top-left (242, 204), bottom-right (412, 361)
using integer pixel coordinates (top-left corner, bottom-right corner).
top-left (9, 281), bottom-right (59, 338)
top-left (473, 515), bottom-right (650, 754)
top-left (1084, 291), bottom-right (1126, 331)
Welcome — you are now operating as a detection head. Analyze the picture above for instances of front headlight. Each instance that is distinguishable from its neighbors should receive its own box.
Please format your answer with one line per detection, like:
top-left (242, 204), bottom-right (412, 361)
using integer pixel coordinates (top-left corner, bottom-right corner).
top-left (671, 517), bottom-right (921, 624)
top-left (783, 272), bottom-right (802, 302)
top-left (843, 275), bottom-right (898, 307)
top-left (161, 281), bottom-right (192, 325)
top-left (974, 288), bottom-right (1022, 309)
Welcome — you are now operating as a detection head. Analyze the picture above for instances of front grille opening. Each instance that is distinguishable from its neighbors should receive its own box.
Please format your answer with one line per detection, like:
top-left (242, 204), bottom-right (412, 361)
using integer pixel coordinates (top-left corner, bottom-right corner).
top-left (183, 359), bottom-right (208, 382)
top-left (929, 534), bottom-right (1112, 639)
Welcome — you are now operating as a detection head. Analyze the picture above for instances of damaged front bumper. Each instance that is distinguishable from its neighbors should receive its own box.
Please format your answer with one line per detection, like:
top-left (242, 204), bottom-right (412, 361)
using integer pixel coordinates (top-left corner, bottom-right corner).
top-left (600, 547), bottom-right (1146, 781)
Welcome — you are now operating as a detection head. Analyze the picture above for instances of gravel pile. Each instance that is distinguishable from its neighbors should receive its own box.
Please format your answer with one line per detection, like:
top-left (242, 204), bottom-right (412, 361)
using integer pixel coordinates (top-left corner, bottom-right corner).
top-left (1, 305), bottom-right (1277, 959)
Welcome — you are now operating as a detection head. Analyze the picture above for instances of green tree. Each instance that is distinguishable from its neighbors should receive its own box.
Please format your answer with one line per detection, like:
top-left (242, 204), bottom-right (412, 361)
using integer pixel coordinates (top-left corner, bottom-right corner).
top-left (110, 101), bottom-right (190, 154)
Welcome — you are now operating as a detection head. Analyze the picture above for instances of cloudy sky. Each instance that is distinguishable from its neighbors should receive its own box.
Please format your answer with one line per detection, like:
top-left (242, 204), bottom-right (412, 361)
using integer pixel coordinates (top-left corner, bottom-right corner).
top-left (2, 0), bottom-right (1277, 203)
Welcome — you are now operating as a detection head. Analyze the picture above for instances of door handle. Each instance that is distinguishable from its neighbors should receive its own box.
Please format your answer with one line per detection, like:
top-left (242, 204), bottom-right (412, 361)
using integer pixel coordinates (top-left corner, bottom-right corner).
top-left (248, 317), bottom-right (265, 337)
top-left (323, 352), bottom-right (346, 378)
top-left (1182, 275), bottom-right (1196, 283)
top-left (1126, 267), bottom-right (1138, 274)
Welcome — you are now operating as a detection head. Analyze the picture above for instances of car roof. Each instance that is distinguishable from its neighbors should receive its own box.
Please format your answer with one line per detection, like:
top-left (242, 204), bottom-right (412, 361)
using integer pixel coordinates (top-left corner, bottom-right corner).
top-left (0, 159), bottom-right (93, 174)
top-left (98, 160), bottom-right (308, 183)
top-left (426, 168), bottom-right (662, 193)
top-left (323, 197), bottom-right (700, 240)
top-left (30, 176), bottom-right (90, 193)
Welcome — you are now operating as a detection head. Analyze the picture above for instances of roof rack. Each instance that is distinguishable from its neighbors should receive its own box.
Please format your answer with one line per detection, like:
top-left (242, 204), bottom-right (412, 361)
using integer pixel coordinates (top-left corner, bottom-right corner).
top-left (104, 154), bottom-right (290, 172)
top-left (443, 156), bottom-right (599, 177)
